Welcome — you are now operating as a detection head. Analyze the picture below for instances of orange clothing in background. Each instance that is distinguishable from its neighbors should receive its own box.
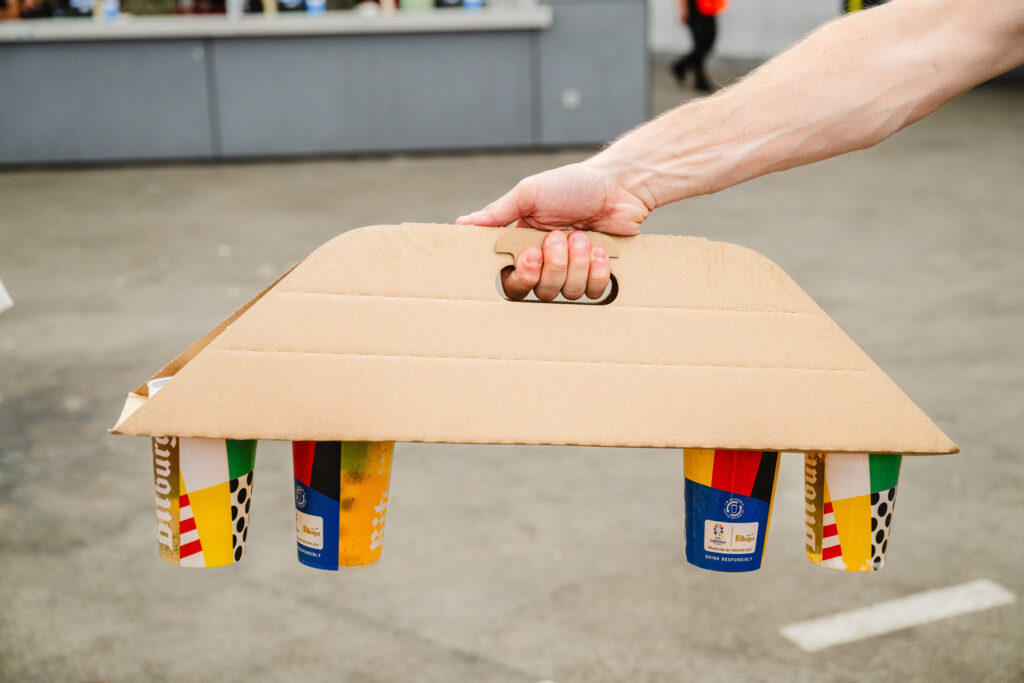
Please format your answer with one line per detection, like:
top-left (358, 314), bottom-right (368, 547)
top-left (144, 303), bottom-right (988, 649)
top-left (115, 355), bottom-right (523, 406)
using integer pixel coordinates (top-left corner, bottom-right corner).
top-left (696, 0), bottom-right (727, 15)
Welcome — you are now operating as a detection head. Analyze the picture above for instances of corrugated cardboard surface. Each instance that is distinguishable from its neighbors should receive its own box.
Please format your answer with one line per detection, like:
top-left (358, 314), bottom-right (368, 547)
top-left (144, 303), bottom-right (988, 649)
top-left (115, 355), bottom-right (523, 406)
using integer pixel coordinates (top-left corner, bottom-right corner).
top-left (113, 223), bottom-right (957, 455)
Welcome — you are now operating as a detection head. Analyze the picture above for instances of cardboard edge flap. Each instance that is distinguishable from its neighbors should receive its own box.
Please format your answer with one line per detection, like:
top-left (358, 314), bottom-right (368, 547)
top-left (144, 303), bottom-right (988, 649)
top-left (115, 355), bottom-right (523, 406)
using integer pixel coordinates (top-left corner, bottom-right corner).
top-left (111, 392), bottom-right (147, 434)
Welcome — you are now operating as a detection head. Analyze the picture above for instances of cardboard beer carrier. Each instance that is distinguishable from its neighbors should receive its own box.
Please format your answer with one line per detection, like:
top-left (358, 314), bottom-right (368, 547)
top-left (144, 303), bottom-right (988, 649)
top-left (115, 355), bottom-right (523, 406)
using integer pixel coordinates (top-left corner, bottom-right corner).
top-left (112, 224), bottom-right (957, 573)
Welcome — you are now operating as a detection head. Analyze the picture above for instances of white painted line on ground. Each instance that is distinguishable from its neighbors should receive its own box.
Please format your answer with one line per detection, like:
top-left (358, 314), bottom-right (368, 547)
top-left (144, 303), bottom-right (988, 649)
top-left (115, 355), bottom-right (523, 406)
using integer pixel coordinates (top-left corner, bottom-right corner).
top-left (780, 579), bottom-right (1016, 653)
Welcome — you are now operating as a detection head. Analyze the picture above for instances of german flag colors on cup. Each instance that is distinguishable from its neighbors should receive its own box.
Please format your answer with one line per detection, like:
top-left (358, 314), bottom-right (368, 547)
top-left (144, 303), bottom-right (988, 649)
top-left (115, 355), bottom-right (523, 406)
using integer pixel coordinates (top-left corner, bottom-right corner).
top-left (292, 441), bottom-right (394, 570)
top-left (804, 452), bottom-right (901, 572)
top-left (683, 449), bottom-right (780, 572)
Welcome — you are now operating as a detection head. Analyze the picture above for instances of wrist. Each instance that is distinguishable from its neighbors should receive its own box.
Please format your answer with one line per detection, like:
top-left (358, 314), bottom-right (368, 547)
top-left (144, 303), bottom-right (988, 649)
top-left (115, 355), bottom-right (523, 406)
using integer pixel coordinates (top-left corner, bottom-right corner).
top-left (583, 149), bottom-right (661, 213)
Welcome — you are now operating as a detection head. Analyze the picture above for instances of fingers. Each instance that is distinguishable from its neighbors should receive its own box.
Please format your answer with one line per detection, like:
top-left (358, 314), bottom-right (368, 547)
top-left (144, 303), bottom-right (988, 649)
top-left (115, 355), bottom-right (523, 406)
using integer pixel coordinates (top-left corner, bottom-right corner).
top-left (533, 231), bottom-right (569, 301)
top-left (586, 246), bottom-right (611, 300)
top-left (456, 187), bottom-right (523, 227)
top-left (500, 247), bottom-right (542, 301)
top-left (562, 231), bottom-right (591, 300)
top-left (500, 232), bottom-right (611, 302)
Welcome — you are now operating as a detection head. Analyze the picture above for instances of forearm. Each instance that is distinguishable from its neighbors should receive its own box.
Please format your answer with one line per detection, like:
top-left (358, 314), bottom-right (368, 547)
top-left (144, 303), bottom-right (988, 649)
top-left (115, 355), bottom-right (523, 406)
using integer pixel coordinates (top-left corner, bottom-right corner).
top-left (592, 0), bottom-right (1024, 209)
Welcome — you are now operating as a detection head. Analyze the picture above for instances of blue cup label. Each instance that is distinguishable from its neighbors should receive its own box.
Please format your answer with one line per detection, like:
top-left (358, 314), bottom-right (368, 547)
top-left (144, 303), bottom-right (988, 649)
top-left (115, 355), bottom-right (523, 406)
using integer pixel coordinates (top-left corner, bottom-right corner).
top-left (685, 481), bottom-right (772, 572)
top-left (294, 479), bottom-right (339, 570)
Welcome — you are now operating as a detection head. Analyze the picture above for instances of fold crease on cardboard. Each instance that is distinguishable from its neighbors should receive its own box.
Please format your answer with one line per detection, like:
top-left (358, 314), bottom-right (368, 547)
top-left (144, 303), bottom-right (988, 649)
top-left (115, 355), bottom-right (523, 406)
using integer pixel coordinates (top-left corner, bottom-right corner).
top-left (112, 223), bottom-right (957, 456)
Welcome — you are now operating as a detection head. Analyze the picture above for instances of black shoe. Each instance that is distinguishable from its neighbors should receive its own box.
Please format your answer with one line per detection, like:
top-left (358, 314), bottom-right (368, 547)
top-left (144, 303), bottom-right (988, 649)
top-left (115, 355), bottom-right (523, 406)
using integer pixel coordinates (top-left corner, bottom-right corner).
top-left (694, 73), bottom-right (715, 93)
top-left (672, 56), bottom-right (692, 84)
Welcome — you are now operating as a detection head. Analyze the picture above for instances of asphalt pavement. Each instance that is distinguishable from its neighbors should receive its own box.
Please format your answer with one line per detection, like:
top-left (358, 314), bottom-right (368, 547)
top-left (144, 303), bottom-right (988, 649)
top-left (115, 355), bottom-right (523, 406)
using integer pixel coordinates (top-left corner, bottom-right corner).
top-left (1, 66), bottom-right (1021, 682)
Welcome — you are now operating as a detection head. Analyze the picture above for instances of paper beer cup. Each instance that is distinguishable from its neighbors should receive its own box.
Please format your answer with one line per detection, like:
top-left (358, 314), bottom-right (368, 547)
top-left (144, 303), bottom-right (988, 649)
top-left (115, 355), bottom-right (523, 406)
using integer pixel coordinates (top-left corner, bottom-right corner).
top-left (292, 441), bottom-right (394, 570)
top-left (683, 449), bottom-right (780, 572)
top-left (804, 452), bottom-right (901, 572)
top-left (148, 378), bottom-right (258, 568)
top-left (151, 437), bottom-right (258, 568)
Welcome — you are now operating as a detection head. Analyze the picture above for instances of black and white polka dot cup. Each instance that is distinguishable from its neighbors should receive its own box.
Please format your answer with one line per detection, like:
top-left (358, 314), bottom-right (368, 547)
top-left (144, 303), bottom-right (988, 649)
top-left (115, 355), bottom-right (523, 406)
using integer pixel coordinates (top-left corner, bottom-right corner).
top-left (803, 452), bottom-right (901, 572)
top-left (148, 377), bottom-right (258, 568)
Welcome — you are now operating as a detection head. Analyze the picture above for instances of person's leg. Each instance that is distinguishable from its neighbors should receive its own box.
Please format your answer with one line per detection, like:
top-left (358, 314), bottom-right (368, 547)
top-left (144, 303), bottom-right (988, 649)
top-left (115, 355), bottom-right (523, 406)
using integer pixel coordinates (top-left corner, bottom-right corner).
top-left (690, 14), bottom-right (717, 92)
top-left (672, 27), bottom-right (699, 83)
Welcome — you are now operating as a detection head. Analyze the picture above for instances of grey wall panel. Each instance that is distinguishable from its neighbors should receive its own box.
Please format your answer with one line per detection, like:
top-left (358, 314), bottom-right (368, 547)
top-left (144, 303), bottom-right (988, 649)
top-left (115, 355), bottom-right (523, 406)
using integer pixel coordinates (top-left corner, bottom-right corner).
top-left (0, 41), bottom-right (214, 164)
top-left (212, 33), bottom-right (534, 157)
top-left (537, 2), bottom-right (647, 146)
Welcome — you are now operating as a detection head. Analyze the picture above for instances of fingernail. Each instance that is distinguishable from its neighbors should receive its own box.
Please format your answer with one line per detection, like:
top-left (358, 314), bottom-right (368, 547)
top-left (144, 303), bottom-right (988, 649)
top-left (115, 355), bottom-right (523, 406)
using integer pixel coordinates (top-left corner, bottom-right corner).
top-left (525, 250), bottom-right (541, 267)
top-left (594, 247), bottom-right (608, 260)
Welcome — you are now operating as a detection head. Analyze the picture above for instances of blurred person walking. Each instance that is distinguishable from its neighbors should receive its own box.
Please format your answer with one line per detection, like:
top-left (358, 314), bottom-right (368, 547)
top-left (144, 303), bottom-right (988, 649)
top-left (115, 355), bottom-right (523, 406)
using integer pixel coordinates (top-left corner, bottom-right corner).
top-left (672, 0), bottom-right (728, 93)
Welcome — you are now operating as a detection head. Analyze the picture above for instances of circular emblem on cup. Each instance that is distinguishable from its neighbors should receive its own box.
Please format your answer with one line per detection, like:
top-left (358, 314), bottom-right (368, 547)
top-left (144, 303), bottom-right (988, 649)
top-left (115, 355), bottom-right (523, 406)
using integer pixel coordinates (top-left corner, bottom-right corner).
top-left (295, 485), bottom-right (307, 509)
top-left (723, 497), bottom-right (744, 519)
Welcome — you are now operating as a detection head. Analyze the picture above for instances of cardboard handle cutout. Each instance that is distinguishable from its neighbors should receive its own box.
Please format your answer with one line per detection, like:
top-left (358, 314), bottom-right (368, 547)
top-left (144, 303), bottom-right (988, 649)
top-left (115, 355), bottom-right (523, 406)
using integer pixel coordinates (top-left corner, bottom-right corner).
top-left (494, 228), bottom-right (623, 264)
top-left (494, 228), bottom-right (622, 304)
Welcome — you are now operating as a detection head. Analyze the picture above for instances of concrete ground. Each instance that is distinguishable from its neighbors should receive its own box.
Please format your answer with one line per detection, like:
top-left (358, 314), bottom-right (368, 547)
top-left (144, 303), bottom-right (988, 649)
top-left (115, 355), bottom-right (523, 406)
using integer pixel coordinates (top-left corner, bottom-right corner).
top-left (1, 65), bottom-right (1022, 683)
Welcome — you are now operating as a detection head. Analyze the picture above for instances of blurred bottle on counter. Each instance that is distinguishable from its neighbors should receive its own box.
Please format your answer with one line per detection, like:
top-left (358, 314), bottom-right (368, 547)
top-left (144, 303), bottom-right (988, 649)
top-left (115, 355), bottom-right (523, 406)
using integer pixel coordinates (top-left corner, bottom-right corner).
top-left (91, 0), bottom-right (118, 20)
top-left (305, 0), bottom-right (324, 15)
top-left (57, 0), bottom-right (93, 16)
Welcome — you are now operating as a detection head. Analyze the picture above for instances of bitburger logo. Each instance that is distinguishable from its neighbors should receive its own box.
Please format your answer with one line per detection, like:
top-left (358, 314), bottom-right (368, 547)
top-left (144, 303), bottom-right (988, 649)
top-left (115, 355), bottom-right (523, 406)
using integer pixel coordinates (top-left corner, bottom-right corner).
top-left (152, 436), bottom-right (180, 557)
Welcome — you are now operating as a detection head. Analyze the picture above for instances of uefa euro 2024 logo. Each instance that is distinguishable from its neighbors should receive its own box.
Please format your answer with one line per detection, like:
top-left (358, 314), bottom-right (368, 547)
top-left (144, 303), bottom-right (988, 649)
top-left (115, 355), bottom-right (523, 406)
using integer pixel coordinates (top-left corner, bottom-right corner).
top-left (723, 497), bottom-right (744, 519)
top-left (712, 523), bottom-right (725, 538)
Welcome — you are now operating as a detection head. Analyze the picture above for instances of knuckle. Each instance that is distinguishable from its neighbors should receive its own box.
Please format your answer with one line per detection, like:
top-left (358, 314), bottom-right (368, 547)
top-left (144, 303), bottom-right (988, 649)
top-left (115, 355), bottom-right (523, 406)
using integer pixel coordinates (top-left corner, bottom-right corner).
top-left (563, 288), bottom-right (584, 301)
top-left (590, 260), bottom-right (610, 277)
top-left (518, 261), bottom-right (541, 280)
top-left (545, 256), bottom-right (568, 273)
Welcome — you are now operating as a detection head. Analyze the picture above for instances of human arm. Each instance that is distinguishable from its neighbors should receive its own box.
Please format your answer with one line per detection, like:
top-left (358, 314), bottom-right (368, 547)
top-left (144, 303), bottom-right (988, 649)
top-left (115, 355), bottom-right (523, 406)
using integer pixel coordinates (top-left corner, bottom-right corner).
top-left (586, 0), bottom-right (1024, 211)
top-left (459, 0), bottom-right (1024, 235)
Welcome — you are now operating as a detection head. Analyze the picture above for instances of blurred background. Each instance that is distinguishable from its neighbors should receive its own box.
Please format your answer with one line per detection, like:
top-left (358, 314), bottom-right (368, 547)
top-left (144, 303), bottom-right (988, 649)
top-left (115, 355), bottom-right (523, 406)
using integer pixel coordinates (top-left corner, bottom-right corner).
top-left (1, 0), bottom-right (1022, 681)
